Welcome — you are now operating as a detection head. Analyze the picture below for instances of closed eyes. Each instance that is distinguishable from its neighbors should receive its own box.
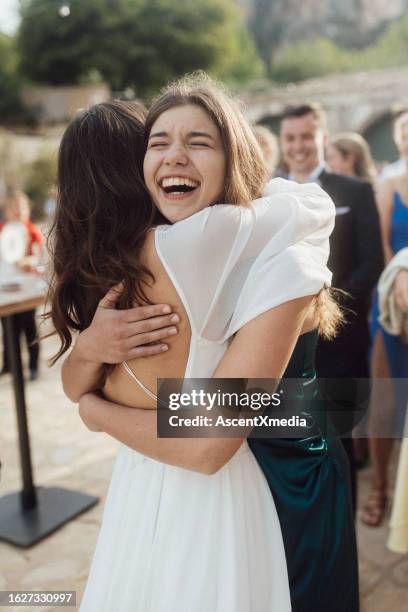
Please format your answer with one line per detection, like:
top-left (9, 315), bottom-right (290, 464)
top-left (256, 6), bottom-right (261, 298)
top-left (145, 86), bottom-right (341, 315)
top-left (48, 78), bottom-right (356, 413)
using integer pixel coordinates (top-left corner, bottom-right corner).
top-left (148, 141), bottom-right (212, 149)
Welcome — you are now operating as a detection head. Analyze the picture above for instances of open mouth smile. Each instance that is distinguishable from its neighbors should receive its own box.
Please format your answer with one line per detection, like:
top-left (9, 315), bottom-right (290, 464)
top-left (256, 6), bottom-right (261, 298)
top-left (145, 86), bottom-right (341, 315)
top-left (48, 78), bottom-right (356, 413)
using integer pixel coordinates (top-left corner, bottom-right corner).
top-left (159, 176), bottom-right (200, 198)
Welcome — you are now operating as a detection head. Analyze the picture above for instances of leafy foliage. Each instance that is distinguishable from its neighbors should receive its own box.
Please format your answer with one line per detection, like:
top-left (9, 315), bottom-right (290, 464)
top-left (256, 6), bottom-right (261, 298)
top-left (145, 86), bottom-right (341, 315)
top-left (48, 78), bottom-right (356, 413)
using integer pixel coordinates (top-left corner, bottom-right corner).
top-left (18, 0), bottom-right (264, 97)
top-left (0, 33), bottom-right (30, 123)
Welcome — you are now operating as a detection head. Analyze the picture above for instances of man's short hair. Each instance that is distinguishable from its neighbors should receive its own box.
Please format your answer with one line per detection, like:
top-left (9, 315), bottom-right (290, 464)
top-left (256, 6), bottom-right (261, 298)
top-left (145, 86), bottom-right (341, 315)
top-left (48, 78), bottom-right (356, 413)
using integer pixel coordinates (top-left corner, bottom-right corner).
top-left (281, 103), bottom-right (327, 128)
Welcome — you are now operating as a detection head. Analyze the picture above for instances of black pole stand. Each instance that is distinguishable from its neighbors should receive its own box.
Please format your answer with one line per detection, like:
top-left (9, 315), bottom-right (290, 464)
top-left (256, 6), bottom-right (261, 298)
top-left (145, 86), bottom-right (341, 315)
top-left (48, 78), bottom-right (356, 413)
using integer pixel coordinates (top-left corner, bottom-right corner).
top-left (0, 314), bottom-right (98, 547)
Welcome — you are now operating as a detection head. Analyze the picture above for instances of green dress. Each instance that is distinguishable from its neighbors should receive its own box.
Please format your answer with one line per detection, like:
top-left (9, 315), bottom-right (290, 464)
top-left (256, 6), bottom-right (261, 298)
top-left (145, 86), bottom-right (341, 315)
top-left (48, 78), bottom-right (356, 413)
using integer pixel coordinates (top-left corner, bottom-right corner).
top-left (248, 330), bottom-right (359, 612)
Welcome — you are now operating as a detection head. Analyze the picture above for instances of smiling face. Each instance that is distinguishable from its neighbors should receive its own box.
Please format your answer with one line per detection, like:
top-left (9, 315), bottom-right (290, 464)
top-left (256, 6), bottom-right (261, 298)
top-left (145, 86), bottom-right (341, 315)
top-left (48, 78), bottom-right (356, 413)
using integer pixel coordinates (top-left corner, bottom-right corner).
top-left (143, 104), bottom-right (227, 223)
top-left (280, 112), bottom-right (327, 181)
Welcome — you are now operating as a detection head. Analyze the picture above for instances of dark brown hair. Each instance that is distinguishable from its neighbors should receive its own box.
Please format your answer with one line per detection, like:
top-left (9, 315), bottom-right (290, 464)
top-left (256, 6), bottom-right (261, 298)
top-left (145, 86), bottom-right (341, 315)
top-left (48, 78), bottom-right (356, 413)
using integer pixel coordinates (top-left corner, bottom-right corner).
top-left (145, 72), bottom-right (268, 205)
top-left (281, 103), bottom-right (327, 128)
top-left (46, 100), bottom-right (154, 364)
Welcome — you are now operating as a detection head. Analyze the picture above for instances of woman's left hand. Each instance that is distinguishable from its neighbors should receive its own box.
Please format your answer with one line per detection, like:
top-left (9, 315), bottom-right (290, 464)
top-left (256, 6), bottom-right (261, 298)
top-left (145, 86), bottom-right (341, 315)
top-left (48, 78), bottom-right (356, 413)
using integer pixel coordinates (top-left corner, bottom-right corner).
top-left (79, 393), bottom-right (103, 432)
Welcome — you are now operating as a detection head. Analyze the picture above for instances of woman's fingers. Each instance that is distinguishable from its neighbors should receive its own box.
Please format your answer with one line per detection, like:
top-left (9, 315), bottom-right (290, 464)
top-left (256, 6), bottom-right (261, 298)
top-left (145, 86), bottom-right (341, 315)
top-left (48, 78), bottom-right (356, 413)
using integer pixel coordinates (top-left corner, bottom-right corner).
top-left (88, 296), bottom-right (179, 361)
top-left (98, 282), bottom-right (125, 309)
top-left (127, 343), bottom-right (169, 359)
top-left (126, 326), bottom-right (178, 348)
top-left (123, 303), bottom-right (172, 322)
top-left (125, 313), bottom-right (180, 336)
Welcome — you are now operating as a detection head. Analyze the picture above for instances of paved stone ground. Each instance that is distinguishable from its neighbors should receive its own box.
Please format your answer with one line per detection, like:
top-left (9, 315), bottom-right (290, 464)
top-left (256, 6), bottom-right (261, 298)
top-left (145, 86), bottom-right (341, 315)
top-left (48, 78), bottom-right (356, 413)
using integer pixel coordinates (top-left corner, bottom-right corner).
top-left (0, 332), bottom-right (407, 611)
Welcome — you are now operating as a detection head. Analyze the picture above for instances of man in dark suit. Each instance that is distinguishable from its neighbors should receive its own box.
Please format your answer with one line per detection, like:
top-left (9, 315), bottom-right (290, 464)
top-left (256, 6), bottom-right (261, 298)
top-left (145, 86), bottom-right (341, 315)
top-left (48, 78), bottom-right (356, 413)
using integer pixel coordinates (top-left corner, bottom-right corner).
top-left (280, 103), bottom-right (384, 513)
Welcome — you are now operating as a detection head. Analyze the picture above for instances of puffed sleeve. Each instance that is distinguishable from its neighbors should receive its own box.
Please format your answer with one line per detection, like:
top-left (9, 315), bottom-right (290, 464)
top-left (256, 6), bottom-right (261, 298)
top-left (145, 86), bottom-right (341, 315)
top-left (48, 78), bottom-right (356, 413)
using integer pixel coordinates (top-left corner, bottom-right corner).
top-left (225, 179), bottom-right (335, 338)
top-left (155, 178), bottom-right (335, 341)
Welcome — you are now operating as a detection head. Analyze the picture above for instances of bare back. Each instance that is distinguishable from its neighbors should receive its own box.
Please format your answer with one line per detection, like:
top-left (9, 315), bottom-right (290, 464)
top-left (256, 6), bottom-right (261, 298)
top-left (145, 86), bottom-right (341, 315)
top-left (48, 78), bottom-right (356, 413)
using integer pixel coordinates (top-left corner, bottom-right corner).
top-left (103, 231), bottom-right (191, 408)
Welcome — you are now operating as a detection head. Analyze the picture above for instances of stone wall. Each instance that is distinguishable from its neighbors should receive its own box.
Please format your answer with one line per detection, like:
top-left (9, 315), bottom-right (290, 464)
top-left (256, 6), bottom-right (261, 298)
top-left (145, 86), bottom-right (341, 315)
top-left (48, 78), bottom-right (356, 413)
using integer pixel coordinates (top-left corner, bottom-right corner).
top-left (21, 84), bottom-right (111, 125)
top-left (244, 67), bottom-right (408, 161)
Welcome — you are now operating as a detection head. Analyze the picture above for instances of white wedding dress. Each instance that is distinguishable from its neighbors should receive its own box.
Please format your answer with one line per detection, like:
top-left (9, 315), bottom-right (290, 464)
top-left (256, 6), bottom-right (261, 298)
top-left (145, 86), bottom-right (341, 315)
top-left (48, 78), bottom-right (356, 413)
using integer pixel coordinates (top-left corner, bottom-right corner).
top-left (79, 179), bottom-right (334, 612)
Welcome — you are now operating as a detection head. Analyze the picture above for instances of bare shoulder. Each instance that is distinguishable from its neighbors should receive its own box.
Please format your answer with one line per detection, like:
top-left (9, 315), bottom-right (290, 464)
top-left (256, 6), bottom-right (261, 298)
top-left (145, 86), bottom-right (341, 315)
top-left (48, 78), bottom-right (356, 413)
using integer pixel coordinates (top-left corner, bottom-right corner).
top-left (395, 173), bottom-right (408, 202)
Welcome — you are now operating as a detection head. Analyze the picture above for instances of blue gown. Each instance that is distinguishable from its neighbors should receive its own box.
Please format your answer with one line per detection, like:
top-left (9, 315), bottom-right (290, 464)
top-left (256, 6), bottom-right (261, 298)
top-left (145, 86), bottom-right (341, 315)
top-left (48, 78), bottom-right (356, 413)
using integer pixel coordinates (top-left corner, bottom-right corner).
top-left (249, 330), bottom-right (359, 612)
top-left (370, 191), bottom-right (408, 431)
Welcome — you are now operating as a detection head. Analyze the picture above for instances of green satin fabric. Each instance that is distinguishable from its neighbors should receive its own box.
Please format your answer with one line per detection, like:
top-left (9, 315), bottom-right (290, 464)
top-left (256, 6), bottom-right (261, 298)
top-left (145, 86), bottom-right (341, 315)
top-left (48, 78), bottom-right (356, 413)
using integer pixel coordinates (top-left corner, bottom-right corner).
top-left (248, 331), bottom-right (359, 612)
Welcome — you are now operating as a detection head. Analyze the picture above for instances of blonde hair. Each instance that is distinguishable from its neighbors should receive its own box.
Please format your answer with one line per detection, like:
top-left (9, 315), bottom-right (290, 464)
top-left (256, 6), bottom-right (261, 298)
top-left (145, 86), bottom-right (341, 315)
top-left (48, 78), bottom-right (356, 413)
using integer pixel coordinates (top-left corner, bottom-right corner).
top-left (330, 132), bottom-right (377, 184)
top-left (146, 72), bottom-right (268, 205)
top-left (313, 287), bottom-right (345, 340)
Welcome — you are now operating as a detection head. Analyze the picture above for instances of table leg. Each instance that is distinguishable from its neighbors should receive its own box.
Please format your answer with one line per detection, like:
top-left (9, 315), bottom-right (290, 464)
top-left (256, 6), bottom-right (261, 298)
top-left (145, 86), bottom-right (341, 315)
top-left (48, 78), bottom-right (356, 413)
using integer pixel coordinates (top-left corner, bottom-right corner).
top-left (0, 313), bottom-right (98, 547)
top-left (3, 314), bottom-right (37, 509)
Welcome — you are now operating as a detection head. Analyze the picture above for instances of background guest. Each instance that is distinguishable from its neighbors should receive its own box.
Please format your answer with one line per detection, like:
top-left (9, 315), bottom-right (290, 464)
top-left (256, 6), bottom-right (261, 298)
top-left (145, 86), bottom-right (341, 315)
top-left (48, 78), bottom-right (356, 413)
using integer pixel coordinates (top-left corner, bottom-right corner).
top-left (327, 132), bottom-right (377, 184)
top-left (326, 131), bottom-right (378, 467)
top-left (379, 109), bottom-right (408, 182)
top-left (280, 103), bottom-right (384, 514)
top-left (375, 249), bottom-right (408, 553)
top-left (362, 112), bottom-right (408, 527)
top-left (253, 124), bottom-right (279, 179)
top-left (0, 192), bottom-right (43, 380)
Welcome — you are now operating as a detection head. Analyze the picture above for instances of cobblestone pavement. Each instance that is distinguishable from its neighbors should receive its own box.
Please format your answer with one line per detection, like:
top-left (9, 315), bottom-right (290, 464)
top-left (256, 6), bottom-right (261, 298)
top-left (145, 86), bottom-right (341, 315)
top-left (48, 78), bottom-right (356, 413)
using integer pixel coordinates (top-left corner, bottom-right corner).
top-left (0, 333), bottom-right (407, 611)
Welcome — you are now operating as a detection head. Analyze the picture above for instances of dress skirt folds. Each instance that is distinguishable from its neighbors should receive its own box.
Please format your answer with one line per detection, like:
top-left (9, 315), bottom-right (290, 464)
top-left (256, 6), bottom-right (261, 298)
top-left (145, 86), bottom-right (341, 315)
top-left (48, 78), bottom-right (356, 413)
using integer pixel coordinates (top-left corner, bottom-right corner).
top-left (79, 443), bottom-right (291, 611)
top-left (250, 330), bottom-right (359, 612)
top-left (249, 436), bottom-right (358, 612)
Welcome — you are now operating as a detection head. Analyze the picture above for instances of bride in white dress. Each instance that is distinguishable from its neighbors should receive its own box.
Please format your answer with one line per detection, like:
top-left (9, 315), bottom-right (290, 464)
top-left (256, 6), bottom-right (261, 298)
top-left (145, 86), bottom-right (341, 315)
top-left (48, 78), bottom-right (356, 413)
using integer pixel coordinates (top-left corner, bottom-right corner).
top-left (52, 77), bottom-right (335, 611)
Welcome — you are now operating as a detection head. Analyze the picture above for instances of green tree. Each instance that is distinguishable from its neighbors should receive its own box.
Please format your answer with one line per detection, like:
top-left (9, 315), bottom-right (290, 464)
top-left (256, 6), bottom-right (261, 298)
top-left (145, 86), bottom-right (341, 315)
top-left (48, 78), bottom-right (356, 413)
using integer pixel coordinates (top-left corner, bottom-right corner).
top-left (0, 33), bottom-right (28, 123)
top-left (357, 14), bottom-right (408, 71)
top-left (18, 0), bottom-right (263, 97)
top-left (0, 33), bottom-right (19, 77)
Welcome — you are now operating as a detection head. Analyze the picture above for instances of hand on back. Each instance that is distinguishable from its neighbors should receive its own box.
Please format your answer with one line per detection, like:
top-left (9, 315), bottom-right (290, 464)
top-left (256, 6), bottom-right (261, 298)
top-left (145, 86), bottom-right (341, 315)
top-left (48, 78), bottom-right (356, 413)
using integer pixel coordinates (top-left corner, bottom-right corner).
top-left (75, 282), bottom-right (179, 364)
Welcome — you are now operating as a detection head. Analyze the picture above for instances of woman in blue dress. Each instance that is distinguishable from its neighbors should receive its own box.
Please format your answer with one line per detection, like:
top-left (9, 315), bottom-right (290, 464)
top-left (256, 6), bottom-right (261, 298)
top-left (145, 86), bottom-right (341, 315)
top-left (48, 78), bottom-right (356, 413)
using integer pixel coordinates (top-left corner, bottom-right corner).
top-left (362, 111), bottom-right (408, 526)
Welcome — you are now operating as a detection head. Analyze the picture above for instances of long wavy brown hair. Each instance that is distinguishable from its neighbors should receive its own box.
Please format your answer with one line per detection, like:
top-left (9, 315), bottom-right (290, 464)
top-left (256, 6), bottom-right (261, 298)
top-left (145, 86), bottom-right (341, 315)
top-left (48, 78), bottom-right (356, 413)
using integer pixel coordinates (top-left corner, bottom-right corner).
top-left (46, 101), bottom-right (155, 364)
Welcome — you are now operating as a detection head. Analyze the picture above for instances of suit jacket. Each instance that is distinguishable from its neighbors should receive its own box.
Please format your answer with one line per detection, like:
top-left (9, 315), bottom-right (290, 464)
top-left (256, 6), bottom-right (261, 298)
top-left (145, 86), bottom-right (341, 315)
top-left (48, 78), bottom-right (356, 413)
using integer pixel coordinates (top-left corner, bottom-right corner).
top-left (316, 170), bottom-right (384, 377)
